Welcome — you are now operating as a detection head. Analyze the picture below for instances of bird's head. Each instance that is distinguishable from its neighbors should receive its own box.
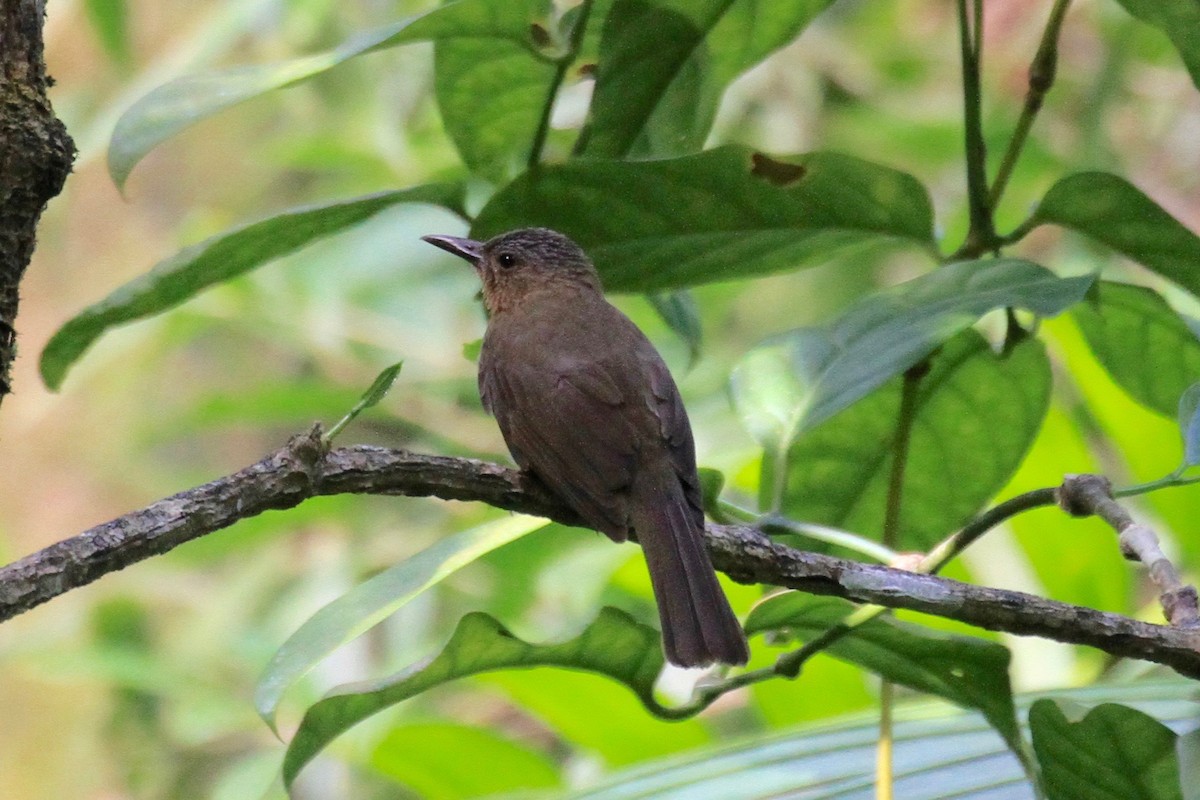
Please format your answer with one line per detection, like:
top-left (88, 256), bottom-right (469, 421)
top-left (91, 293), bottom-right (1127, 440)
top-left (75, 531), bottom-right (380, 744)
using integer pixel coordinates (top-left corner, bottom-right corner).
top-left (422, 227), bottom-right (601, 313)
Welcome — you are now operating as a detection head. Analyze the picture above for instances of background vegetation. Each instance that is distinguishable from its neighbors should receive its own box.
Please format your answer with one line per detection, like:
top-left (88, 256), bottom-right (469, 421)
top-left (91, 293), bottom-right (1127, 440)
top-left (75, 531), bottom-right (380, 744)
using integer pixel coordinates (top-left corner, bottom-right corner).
top-left (1, 0), bottom-right (1199, 798)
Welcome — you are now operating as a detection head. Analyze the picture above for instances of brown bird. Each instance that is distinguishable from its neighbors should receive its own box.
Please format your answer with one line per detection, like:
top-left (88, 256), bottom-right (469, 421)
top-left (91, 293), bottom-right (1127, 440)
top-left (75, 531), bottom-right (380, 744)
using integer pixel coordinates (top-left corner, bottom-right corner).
top-left (423, 227), bottom-right (748, 667)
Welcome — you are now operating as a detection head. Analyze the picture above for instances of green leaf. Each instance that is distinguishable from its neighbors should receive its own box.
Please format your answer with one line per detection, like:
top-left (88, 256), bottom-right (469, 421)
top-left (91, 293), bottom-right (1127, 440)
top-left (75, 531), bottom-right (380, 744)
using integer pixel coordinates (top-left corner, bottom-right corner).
top-left (1030, 700), bottom-right (1182, 800)
top-left (40, 184), bottom-right (465, 391)
top-left (108, 0), bottom-right (555, 188)
top-left (325, 362), bottom-right (403, 442)
top-left (745, 593), bottom-right (1022, 756)
top-left (1072, 282), bottom-right (1200, 419)
top-left (563, 679), bottom-right (1198, 800)
top-left (1179, 383), bottom-right (1200, 468)
top-left (770, 331), bottom-right (1052, 548)
top-left (85, 0), bottom-right (132, 65)
top-left (473, 146), bottom-right (937, 292)
top-left (282, 607), bottom-right (665, 788)
top-left (370, 722), bottom-right (560, 797)
top-left (254, 514), bottom-right (546, 732)
top-left (432, 0), bottom-right (556, 180)
top-left (583, 0), bottom-right (835, 157)
top-left (730, 258), bottom-right (1087, 451)
top-left (108, 18), bottom-right (411, 189)
top-left (646, 290), bottom-right (703, 367)
top-left (1033, 173), bottom-right (1200, 299)
top-left (1109, 0), bottom-right (1200, 90)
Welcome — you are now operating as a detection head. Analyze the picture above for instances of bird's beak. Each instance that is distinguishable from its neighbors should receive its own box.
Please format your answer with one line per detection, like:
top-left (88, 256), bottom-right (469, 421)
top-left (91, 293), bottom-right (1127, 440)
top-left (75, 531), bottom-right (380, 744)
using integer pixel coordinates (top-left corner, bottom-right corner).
top-left (422, 234), bottom-right (484, 266)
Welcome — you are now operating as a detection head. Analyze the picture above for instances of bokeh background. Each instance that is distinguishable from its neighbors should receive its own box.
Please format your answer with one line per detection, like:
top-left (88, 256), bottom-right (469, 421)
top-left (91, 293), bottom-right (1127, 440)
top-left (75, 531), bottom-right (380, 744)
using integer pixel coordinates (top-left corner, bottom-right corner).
top-left (2, 0), bottom-right (1198, 797)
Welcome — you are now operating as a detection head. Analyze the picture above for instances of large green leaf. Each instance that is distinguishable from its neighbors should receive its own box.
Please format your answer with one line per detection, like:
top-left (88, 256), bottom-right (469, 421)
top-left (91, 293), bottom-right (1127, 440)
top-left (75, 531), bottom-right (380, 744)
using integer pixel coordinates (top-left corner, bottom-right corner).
top-left (282, 607), bottom-right (665, 788)
top-left (1109, 0), bottom-right (1200, 90)
top-left (108, 18), bottom-right (410, 189)
top-left (746, 593), bottom-right (1022, 757)
top-left (108, 0), bottom-right (556, 188)
top-left (729, 258), bottom-right (1086, 452)
top-left (1071, 281), bottom-right (1200, 419)
top-left (1032, 173), bottom-right (1200, 299)
top-left (472, 146), bottom-right (937, 291)
top-left (254, 514), bottom-right (546, 731)
top-left (563, 680), bottom-right (1198, 800)
top-left (583, 0), bottom-right (835, 157)
top-left (1030, 700), bottom-right (1182, 800)
top-left (770, 331), bottom-right (1051, 548)
top-left (40, 183), bottom-right (465, 391)
top-left (431, 0), bottom-right (556, 180)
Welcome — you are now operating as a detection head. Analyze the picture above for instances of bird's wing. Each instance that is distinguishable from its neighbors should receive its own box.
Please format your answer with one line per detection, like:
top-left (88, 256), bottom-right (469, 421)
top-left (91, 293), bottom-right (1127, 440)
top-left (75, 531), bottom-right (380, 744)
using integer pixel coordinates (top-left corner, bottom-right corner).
top-left (641, 346), bottom-right (705, 528)
top-left (484, 354), bottom-right (641, 541)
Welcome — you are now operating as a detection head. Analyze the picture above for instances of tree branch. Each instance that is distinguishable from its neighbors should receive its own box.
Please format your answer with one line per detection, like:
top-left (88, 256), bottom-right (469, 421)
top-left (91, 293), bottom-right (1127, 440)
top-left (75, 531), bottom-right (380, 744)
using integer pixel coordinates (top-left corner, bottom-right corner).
top-left (1, 426), bottom-right (1198, 677)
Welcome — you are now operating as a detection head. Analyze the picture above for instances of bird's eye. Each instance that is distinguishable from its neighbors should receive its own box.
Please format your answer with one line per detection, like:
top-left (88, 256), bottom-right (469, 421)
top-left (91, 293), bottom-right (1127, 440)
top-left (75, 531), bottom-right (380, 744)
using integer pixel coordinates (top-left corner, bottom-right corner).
top-left (497, 253), bottom-right (517, 269)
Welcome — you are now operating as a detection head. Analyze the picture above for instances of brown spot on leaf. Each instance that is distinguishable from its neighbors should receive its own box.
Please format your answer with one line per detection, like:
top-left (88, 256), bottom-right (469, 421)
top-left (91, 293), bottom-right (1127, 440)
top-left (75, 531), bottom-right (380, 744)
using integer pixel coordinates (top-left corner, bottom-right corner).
top-left (529, 22), bottom-right (552, 47)
top-left (750, 153), bottom-right (807, 187)
top-left (577, 62), bottom-right (597, 78)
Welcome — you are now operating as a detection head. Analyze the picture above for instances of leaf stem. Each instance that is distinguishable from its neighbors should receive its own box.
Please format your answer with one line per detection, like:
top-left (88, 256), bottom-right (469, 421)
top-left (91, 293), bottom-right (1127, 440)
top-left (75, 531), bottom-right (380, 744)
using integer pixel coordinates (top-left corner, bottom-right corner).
top-left (528, 0), bottom-right (593, 169)
top-left (989, 0), bottom-right (1071, 207)
top-left (921, 486), bottom-right (1058, 574)
top-left (883, 363), bottom-right (926, 548)
top-left (956, 0), bottom-right (996, 253)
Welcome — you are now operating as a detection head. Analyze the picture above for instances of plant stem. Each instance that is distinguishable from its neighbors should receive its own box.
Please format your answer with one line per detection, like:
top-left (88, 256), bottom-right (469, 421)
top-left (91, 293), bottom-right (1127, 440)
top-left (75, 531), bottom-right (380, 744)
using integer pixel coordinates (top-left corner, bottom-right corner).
top-left (883, 364), bottom-right (926, 547)
top-left (876, 680), bottom-right (895, 800)
top-left (875, 364), bottom-right (923, 800)
top-left (990, 0), bottom-right (1071, 206)
top-left (956, 0), bottom-right (996, 252)
top-left (528, 0), bottom-right (593, 169)
top-left (758, 514), bottom-right (898, 563)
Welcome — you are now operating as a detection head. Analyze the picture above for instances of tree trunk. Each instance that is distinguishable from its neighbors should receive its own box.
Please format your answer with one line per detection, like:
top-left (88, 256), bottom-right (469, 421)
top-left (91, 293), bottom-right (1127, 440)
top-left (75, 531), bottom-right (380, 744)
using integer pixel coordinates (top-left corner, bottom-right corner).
top-left (0, 0), bottom-right (75, 402)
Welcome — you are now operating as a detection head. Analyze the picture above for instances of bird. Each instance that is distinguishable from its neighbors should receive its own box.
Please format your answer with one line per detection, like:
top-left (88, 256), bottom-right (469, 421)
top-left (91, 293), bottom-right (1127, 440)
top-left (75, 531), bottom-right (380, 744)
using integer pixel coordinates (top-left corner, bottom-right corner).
top-left (422, 227), bottom-right (749, 667)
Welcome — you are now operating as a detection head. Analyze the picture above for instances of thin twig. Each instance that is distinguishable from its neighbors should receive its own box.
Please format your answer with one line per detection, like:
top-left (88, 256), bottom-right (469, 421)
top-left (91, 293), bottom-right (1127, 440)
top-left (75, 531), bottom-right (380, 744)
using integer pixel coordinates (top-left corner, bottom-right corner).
top-left (956, 0), bottom-right (996, 254)
top-left (989, 0), bottom-right (1072, 207)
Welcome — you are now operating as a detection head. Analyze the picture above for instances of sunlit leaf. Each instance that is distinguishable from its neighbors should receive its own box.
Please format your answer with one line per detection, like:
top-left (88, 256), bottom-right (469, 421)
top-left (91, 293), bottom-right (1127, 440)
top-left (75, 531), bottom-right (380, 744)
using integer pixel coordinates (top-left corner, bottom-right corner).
top-left (1072, 282), bottom-right (1200, 419)
top-left (769, 331), bottom-right (1052, 548)
top-left (473, 146), bottom-right (937, 292)
top-left (729, 259), bottom-right (1086, 451)
top-left (109, 0), bottom-right (555, 188)
top-left (254, 515), bottom-right (546, 732)
top-left (282, 607), bottom-right (665, 787)
top-left (564, 680), bottom-right (1199, 800)
top-left (584, 0), bottom-right (836, 157)
top-left (1033, 173), bottom-right (1200, 298)
top-left (108, 19), bottom-right (411, 189)
top-left (370, 722), bottom-right (560, 797)
top-left (41, 184), bottom-right (465, 391)
top-left (1109, 0), bottom-right (1200, 90)
top-left (1030, 700), bottom-right (1182, 800)
top-left (746, 593), bottom-right (1022, 756)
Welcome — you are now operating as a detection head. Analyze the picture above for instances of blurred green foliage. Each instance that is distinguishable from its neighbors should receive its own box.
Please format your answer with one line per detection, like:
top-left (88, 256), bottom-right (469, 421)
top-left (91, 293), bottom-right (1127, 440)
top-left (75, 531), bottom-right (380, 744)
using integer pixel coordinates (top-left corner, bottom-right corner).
top-left (2, 0), bottom-right (1199, 798)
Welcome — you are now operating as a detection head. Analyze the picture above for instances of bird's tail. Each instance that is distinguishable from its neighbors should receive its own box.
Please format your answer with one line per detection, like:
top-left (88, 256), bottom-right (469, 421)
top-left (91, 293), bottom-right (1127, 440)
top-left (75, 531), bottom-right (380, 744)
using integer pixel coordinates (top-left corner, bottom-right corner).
top-left (632, 478), bottom-right (749, 667)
